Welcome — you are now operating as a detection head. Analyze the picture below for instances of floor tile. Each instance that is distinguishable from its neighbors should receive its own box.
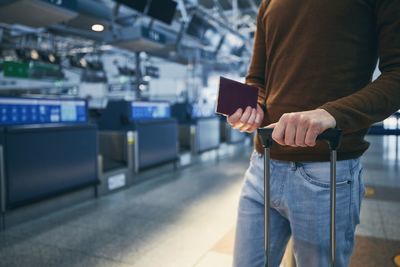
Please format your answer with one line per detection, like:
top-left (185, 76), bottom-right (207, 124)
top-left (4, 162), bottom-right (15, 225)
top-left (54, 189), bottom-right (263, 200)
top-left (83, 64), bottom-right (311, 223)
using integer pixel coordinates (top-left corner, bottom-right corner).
top-left (356, 199), bottom-right (386, 239)
top-left (0, 234), bottom-right (131, 267)
top-left (350, 235), bottom-right (400, 267)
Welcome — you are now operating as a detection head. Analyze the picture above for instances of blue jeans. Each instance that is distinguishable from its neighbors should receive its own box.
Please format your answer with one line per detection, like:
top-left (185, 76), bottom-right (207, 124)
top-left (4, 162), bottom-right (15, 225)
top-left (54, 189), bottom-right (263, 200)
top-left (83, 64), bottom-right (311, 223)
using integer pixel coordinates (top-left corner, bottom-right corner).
top-left (233, 151), bottom-right (364, 267)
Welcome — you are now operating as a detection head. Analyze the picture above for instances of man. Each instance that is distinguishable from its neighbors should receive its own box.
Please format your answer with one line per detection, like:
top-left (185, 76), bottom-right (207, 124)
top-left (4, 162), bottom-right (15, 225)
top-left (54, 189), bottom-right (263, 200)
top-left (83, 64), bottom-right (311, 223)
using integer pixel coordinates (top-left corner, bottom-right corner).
top-left (227, 0), bottom-right (400, 266)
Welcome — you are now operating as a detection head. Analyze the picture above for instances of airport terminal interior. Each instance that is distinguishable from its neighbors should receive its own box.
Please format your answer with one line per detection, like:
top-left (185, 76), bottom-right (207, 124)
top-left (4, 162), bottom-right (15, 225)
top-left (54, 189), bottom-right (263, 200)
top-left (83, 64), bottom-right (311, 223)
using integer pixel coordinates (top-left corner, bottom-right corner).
top-left (0, 0), bottom-right (399, 267)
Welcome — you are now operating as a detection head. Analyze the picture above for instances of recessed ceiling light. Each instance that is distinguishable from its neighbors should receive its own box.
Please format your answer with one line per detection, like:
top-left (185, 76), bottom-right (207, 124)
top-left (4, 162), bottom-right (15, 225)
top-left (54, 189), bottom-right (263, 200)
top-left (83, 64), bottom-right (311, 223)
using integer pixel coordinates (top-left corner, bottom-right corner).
top-left (79, 58), bottom-right (87, 68)
top-left (30, 49), bottom-right (39, 60)
top-left (91, 24), bottom-right (104, 32)
top-left (48, 54), bottom-right (56, 63)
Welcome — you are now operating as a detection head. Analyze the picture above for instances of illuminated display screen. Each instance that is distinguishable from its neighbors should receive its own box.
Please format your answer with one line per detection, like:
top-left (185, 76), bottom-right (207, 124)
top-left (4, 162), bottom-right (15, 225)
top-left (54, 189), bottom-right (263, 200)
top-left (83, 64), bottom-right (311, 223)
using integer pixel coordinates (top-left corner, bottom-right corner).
top-left (147, 0), bottom-right (177, 25)
top-left (131, 102), bottom-right (171, 120)
top-left (0, 98), bottom-right (87, 126)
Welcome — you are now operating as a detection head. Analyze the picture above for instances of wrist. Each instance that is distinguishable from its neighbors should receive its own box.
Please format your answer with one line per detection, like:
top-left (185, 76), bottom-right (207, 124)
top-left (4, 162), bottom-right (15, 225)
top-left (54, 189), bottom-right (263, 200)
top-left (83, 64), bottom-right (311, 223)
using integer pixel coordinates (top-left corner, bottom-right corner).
top-left (317, 108), bottom-right (337, 128)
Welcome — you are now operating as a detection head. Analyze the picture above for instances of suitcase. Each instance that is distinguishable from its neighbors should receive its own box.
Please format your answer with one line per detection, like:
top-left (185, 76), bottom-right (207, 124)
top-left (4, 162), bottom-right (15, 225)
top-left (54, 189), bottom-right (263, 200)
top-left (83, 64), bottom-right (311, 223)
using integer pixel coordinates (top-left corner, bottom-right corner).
top-left (257, 128), bottom-right (342, 267)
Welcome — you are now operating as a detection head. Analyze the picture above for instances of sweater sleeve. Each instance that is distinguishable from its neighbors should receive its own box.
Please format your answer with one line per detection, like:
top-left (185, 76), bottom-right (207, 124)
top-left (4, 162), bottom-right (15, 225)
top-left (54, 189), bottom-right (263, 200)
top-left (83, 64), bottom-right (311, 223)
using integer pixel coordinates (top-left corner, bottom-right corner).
top-left (245, 0), bottom-right (268, 107)
top-left (320, 0), bottom-right (400, 134)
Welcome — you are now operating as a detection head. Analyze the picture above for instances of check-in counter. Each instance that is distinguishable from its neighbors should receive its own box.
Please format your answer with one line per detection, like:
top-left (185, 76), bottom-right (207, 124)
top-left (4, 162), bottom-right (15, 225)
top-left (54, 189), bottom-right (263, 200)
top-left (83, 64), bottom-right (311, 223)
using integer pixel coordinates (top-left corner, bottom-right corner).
top-left (96, 100), bottom-right (179, 174)
top-left (89, 107), bottom-right (132, 194)
top-left (172, 103), bottom-right (220, 155)
top-left (96, 130), bottom-right (134, 195)
top-left (0, 97), bottom-right (98, 229)
top-left (0, 128), bottom-right (4, 229)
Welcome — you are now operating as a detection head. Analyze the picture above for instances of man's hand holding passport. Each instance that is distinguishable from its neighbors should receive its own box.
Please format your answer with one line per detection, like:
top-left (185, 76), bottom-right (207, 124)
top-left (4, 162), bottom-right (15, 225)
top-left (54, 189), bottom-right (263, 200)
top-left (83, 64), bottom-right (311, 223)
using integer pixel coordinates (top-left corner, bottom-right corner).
top-left (216, 77), bottom-right (264, 133)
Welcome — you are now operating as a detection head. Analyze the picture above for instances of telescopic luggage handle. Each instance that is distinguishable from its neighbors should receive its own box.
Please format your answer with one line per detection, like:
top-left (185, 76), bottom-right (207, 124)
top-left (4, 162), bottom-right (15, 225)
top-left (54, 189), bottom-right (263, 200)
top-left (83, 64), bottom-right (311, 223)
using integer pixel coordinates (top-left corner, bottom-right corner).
top-left (258, 128), bottom-right (342, 150)
top-left (257, 127), bottom-right (342, 267)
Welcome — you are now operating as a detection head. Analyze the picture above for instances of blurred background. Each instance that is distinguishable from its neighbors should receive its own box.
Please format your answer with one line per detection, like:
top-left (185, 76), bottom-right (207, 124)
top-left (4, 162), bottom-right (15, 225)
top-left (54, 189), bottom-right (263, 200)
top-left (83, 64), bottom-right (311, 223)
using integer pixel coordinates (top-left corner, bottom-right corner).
top-left (0, 0), bottom-right (398, 266)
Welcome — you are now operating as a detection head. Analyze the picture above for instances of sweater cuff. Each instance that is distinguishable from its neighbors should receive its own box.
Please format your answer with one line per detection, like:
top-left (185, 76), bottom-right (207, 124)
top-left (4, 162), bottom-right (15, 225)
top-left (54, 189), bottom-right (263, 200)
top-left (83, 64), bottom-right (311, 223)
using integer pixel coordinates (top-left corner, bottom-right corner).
top-left (319, 103), bottom-right (346, 131)
top-left (255, 86), bottom-right (266, 107)
top-left (257, 93), bottom-right (266, 106)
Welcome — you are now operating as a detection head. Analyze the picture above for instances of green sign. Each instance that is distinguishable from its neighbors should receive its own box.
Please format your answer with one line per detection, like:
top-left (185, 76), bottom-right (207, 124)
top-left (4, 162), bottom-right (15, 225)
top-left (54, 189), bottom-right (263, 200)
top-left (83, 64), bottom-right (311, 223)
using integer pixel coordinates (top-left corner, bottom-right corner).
top-left (4, 61), bottom-right (30, 78)
top-left (3, 61), bottom-right (63, 80)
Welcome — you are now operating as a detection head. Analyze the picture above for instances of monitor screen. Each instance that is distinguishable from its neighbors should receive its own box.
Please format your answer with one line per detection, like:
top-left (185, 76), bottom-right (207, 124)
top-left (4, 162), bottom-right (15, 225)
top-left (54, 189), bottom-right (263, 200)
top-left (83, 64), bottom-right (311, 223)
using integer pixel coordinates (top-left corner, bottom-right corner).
top-left (147, 0), bottom-right (177, 25)
top-left (115, 0), bottom-right (148, 13)
top-left (186, 14), bottom-right (207, 41)
top-left (0, 98), bottom-right (87, 126)
top-left (186, 14), bottom-right (222, 50)
top-left (131, 102), bottom-right (171, 120)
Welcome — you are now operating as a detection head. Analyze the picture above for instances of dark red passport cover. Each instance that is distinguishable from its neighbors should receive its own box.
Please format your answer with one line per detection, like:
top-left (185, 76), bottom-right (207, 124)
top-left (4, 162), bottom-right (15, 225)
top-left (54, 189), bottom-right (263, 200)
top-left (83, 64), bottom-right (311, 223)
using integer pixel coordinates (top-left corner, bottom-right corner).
top-left (216, 77), bottom-right (258, 116)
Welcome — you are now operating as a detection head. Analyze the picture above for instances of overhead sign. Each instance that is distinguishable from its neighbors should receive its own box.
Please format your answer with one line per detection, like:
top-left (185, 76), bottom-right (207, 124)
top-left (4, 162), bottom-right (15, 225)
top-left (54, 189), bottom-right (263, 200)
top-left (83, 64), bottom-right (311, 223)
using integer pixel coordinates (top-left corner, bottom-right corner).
top-left (145, 66), bottom-right (160, 78)
top-left (3, 61), bottom-right (64, 80)
top-left (141, 26), bottom-right (167, 44)
top-left (0, 0), bottom-right (78, 28)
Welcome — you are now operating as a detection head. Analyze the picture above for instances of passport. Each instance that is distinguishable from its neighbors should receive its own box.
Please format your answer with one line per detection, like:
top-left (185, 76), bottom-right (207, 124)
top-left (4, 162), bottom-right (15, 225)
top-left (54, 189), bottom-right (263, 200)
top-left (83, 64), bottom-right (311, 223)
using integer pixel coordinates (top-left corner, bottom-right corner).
top-left (216, 76), bottom-right (258, 116)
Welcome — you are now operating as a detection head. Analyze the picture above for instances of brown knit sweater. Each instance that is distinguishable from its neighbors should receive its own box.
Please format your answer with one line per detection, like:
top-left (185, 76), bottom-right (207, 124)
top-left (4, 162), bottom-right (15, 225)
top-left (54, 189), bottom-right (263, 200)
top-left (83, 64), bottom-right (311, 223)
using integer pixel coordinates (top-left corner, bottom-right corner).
top-left (247, 0), bottom-right (400, 161)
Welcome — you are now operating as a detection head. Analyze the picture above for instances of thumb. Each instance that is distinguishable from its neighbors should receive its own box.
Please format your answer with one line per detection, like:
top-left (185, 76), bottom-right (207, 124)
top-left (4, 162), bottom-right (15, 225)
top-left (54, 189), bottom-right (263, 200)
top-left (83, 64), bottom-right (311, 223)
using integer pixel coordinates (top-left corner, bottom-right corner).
top-left (265, 122), bottom-right (277, 129)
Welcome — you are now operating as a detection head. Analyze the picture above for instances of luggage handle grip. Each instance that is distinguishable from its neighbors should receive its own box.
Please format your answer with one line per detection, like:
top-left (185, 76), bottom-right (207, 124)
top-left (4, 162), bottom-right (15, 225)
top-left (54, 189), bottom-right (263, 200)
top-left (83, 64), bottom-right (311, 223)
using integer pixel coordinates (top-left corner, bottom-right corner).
top-left (257, 127), bottom-right (342, 150)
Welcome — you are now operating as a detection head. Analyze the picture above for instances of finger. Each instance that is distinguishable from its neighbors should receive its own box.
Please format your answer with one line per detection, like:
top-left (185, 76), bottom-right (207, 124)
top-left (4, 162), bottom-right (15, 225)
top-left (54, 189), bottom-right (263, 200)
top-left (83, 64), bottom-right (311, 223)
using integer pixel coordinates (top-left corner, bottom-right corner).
top-left (240, 125), bottom-right (254, 132)
top-left (243, 110), bottom-right (263, 132)
top-left (304, 125), bottom-right (320, 146)
top-left (243, 126), bottom-right (257, 133)
top-left (295, 125), bottom-right (308, 147)
top-left (227, 108), bottom-right (242, 125)
top-left (254, 112), bottom-right (262, 126)
top-left (227, 108), bottom-right (243, 125)
top-left (241, 124), bottom-right (258, 133)
top-left (284, 122), bottom-right (297, 146)
top-left (239, 125), bottom-right (248, 132)
top-left (265, 122), bottom-right (277, 129)
top-left (240, 118), bottom-right (255, 132)
top-left (234, 107), bottom-right (252, 129)
top-left (239, 106), bottom-right (252, 124)
top-left (256, 104), bottom-right (264, 113)
top-left (272, 121), bottom-right (286, 145)
top-left (247, 108), bottom-right (257, 125)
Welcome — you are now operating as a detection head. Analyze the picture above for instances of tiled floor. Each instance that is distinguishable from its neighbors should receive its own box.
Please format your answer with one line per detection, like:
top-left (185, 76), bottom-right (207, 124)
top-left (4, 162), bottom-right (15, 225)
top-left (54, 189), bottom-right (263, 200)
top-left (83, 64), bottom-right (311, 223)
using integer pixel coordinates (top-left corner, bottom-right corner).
top-left (0, 150), bottom-right (248, 267)
top-left (0, 136), bottom-right (399, 267)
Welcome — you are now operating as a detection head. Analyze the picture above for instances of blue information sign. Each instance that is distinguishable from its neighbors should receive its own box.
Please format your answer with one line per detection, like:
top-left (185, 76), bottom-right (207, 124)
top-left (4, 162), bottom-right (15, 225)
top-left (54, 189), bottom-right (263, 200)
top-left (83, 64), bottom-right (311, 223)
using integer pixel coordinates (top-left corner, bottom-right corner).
top-left (0, 98), bottom-right (87, 126)
top-left (131, 102), bottom-right (171, 120)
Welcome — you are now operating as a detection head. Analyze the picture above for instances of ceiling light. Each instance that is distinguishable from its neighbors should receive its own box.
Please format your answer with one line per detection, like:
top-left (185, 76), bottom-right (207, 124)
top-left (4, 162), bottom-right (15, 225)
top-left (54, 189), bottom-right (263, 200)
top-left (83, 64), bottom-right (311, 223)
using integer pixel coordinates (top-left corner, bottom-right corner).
top-left (139, 52), bottom-right (147, 59)
top-left (30, 49), bottom-right (39, 60)
top-left (91, 24), bottom-right (104, 32)
top-left (48, 54), bottom-right (56, 63)
top-left (79, 58), bottom-right (87, 68)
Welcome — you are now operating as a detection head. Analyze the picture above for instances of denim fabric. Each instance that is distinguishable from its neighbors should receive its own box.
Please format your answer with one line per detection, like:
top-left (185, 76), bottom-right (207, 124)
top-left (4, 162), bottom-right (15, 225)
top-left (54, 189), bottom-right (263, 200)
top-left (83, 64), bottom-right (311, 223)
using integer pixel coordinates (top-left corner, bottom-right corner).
top-left (233, 150), bottom-right (364, 267)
